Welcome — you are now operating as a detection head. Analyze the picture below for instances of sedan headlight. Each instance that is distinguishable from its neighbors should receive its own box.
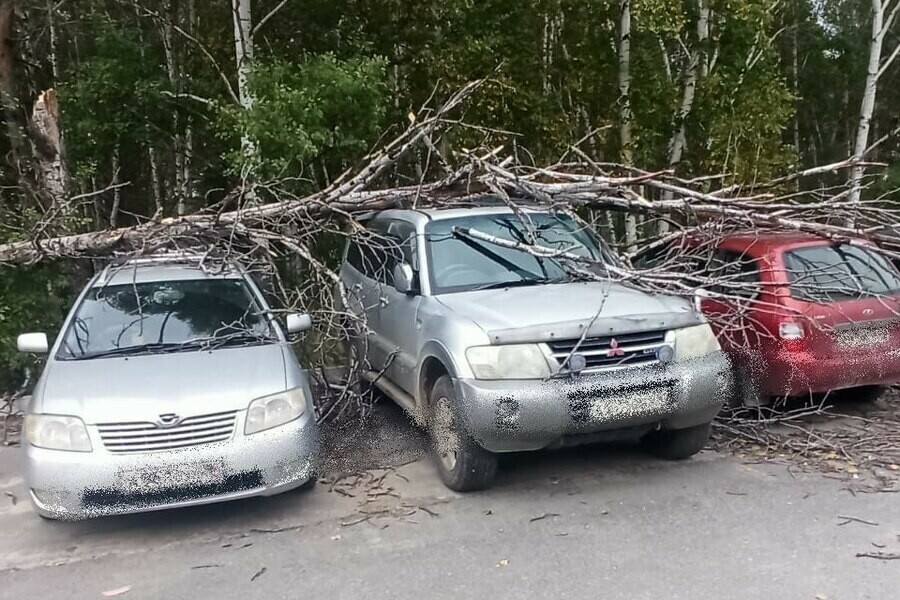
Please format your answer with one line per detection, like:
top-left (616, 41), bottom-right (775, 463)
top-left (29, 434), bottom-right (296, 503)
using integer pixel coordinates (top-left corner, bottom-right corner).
top-left (466, 344), bottom-right (551, 380)
top-left (245, 387), bottom-right (306, 435)
top-left (672, 324), bottom-right (721, 361)
top-left (25, 414), bottom-right (92, 452)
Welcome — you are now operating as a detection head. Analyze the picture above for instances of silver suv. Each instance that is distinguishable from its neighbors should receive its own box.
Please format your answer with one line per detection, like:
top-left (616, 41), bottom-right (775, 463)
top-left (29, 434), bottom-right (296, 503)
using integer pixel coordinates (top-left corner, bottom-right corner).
top-left (338, 205), bottom-right (730, 491)
top-left (17, 255), bottom-right (319, 519)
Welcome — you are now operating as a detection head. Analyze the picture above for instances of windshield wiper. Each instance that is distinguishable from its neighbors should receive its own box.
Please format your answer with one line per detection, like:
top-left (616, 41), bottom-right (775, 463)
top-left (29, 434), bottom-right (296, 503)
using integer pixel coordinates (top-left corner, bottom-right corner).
top-left (74, 342), bottom-right (194, 360)
top-left (471, 276), bottom-right (570, 292)
top-left (201, 331), bottom-right (275, 350)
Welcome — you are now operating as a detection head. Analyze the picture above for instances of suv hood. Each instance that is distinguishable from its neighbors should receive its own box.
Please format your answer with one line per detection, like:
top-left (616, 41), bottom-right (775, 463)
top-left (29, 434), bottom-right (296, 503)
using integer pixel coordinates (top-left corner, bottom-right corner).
top-left (34, 344), bottom-right (289, 424)
top-left (437, 281), bottom-right (702, 344)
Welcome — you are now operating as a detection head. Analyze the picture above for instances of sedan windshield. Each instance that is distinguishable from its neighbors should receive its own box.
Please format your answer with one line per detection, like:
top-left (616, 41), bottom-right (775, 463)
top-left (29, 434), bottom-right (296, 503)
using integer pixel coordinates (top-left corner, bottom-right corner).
top-left (58, 278), bottom-right (275, 360)
top-left (784, 243), bottom-right (900, 301)
top-left (426, 213), bottom-right (607, 294)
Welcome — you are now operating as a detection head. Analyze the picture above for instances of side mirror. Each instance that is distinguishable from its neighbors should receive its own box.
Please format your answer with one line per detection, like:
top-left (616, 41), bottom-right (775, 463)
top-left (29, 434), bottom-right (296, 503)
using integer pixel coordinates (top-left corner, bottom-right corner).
top-left (285, 313), bottom-right (313, 334)
top-left (393, 263), bottom-right (415, 295)
top-left (17, 333), bottom-right (49, 354)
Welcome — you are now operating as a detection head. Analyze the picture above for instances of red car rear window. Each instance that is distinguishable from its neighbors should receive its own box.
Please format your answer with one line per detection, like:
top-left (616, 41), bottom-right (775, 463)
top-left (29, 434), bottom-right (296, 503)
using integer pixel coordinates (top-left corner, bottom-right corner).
top-left (784, 244), bottom-right (900, 301)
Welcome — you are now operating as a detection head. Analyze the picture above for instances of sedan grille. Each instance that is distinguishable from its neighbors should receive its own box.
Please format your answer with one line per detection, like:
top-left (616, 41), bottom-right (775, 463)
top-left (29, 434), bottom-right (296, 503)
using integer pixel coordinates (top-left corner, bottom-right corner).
top-left (548, 330), bottom-right (668, 371)
top-left (96, 410), bottom-right (238, 453)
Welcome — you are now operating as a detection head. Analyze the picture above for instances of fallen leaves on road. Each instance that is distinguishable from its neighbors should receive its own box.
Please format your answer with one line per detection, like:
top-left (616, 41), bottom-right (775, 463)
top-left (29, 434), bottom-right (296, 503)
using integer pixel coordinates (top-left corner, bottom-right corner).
top-left (4, 491), bottom-right (15, 505)
top-left (496, 559), bottom-right (509, 567)
top-left (101, 586), bottom-right (132, 597)
top-left (250, 567), bottom-right (267, 582)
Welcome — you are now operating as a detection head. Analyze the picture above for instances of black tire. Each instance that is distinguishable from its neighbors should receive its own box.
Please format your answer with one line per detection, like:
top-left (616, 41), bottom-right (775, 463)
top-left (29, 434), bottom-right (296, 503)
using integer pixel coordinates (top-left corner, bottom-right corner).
top-left (840, 385), bottom-right (886, 403)
top-left (729, 365), bottom-right (766, 409)
top-left (641, 421), bottom-right (712, 460)
top-left (427, 375), bottom-right (498, 492)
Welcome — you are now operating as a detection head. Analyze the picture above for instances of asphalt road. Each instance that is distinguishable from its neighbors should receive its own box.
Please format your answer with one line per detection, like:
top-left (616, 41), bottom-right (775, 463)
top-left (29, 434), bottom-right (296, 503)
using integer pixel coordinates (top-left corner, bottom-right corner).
top-left (1, 402), bottom-right (898, 600)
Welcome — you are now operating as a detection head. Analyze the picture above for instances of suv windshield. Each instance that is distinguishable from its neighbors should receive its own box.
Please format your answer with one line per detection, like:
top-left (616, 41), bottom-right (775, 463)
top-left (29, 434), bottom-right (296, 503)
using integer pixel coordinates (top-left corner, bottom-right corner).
top-left (426, 213), bottom-right (606, 294)
top-left (58, 278), bottom-right (275, 360)
top-left (784, 243), bottom-right (900, 301)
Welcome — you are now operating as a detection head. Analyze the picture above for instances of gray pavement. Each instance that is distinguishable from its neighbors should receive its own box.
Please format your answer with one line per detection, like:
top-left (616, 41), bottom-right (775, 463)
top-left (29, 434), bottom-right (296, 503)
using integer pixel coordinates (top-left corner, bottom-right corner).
top-left (1, 402), bottom-right (898, 599)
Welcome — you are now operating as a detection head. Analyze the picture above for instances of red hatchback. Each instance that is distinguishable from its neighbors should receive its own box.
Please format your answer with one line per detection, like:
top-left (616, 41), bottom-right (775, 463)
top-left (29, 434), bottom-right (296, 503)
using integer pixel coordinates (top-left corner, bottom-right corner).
top-left (681, 232), bottom-right (900, 404)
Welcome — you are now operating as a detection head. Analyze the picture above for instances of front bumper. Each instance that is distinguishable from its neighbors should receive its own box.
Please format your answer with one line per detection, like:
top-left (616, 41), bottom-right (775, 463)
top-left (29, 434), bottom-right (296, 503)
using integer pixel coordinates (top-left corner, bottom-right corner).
top-left (23, 412), bottom-right (319, 520)
top-left (455, 351), bottom-right (730, 453)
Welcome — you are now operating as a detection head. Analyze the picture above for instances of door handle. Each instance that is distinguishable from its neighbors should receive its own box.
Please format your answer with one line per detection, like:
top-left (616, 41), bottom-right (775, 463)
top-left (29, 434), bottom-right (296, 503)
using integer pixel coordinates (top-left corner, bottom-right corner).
top-left (379, 296), bottom-right (389, 307)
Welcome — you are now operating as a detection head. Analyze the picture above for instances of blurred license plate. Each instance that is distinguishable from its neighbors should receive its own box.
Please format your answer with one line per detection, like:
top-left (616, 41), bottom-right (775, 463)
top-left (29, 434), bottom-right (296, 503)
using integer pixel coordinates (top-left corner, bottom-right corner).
top-left (590, 387), bottom-right (671, 422)
top-left (834, 325), bottom-right (889, 348)
top-left (120, 461), bottom-right (225, 493)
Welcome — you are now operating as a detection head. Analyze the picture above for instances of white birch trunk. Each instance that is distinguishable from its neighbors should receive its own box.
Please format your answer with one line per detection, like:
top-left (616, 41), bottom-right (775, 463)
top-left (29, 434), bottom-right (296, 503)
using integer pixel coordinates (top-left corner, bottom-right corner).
top-left (618, 0), bottom-right (637, 251)
top-left (163, 1), bottom-right (184, 215)
top-left (109, 147), bottom-right (121, 228)
top-left (848, 0), bottom-right (899, 210)
top-left (232, 0), bottom-right (257, 168)
top-left (659, 0), bottom-right (709, 235)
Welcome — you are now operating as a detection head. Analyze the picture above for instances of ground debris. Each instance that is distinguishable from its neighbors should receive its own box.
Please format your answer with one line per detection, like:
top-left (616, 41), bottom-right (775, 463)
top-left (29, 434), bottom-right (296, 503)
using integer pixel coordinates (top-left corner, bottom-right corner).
top-left (855, 551), bottom-right (900, 560)
top-left (250, 567), bottom-right (267, 581)
top-left (837, 515), bottom-right (879, 527)
top-left (712, 393), bottom-right (900, 483)
top-left (529, 513), bottom-right (561, 523)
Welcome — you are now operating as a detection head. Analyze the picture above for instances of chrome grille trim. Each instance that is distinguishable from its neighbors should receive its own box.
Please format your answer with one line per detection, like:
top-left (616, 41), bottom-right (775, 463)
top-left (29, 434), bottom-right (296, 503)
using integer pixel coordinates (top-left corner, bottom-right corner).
top-left (97, 410), bottom-right (238, 453)
top-left (548, 330), bottom-right (669, 372)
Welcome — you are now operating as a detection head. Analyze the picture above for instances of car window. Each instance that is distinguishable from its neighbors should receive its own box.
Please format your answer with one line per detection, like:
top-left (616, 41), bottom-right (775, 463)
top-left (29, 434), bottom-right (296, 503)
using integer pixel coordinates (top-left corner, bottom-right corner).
top-left (57, 278), bottom-right (274, 360)
top-left (784, 243), bottom-right (900, 301)
top-left (706, 250), bottom-right (761, 298)
top-left (346, 220), bottom-right (415, 285)
top-left (425, 212), bottom-right (606, 294)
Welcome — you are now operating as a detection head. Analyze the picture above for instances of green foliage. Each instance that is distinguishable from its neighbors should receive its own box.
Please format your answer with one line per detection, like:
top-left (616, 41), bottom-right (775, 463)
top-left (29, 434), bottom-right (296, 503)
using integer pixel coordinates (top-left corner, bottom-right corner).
top-left (216, 54), bottom-right (390, 184)
top-left (0, 265), bottom-right (69, 392)
top-left (60, 24), bottom-right (168, 186)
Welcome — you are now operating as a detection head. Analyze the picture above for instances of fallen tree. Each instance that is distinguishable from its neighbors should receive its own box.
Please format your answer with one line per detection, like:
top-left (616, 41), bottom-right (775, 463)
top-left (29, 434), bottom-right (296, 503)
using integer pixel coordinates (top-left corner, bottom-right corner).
top-left (2, 80), bottom-right (900, 427)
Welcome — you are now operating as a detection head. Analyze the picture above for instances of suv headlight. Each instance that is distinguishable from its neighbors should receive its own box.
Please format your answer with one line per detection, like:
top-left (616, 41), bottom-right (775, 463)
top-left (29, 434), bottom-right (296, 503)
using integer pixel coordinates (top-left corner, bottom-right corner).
top-left (25, 414), bottom-right (92, 452)
top-left (245, 388), bottom-right (306, 435)
top-left (672, 324), bottom-right (721, 361)
top-left (466, 344), bottom-right (551, 379)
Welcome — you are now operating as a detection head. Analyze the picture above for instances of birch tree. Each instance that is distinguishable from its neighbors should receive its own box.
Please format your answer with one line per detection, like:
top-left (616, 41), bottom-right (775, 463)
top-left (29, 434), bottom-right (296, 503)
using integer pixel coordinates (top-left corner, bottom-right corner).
top-left (618, 0), bottom-right (637, 251)
top-left (659, 0), bottom-right (710, 235)
top-left (848, 0), bottom-right (900, 208)
top-left (232, 0), bottom-right (256, 172)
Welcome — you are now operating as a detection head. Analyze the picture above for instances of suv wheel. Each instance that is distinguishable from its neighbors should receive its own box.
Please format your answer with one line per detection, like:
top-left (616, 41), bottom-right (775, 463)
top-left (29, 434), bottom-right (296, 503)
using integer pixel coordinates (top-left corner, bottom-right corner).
top-left (641, 421), bottom-right (712, 460)
top-left (427, 375), bottom-right (498, 491)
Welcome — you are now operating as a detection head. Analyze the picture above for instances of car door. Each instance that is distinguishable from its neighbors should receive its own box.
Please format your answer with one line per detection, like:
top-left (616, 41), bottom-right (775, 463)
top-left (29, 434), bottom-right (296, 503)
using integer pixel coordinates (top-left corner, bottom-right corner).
top-left (339, 228), bottom-right (387, 371)
top-left (371, 219), bottom-right (423, 395)
top-left (700, 248), bottom-right (764, 359)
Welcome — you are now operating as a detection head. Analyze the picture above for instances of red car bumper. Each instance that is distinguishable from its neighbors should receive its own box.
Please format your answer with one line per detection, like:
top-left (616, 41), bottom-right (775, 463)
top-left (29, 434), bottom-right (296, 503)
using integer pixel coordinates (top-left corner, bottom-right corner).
top-left (758, 347), bottom-right (900, 397)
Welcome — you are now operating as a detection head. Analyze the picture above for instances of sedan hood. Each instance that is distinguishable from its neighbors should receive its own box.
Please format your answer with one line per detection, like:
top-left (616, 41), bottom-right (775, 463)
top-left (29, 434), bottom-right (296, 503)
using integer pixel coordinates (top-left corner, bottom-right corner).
top-left (437, 281), bottom-right (701, 344)
top-left (35, 344), bottom-right (289, 424)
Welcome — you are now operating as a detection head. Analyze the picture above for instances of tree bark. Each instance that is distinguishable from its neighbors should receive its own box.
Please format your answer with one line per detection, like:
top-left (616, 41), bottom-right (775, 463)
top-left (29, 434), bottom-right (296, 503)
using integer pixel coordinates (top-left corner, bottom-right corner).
top-left (0, 0), bottom-right (23, 167)
top-left (659, 0), bottom-right (709, 235)
top-left (848, 0), bottom-right (899, 210)
top-left (232, 0), bottom-right (257, 175)
top-left (31, 89), bottom-right (69, 210)
top-left (618, 0), bottom-right (636, 251)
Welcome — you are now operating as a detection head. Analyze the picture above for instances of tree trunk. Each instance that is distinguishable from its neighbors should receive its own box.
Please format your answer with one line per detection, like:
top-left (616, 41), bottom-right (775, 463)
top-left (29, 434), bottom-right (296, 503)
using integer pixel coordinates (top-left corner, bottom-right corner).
top-left (109, 147), bottom-right (121, 228)
top-left (31, 90), bottom-right (69, 210)
top-left (232, 0), bottom-right (257, 177)
top-left (848, 0), bottom-right (893, 210)
top-left (659, 0), bottom-right (709, 235)
top-left (618, 0), bottom-right (636, 251)
top-left (163, 0), bottom-right (184, 216)
top-left (0, 0), bottom-right (23, 167)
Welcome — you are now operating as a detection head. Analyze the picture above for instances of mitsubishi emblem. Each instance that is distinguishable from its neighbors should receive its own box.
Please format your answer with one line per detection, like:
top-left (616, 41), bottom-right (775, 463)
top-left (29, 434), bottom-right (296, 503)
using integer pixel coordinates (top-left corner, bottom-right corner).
top-left (607, 338), bottom-right (626, 358)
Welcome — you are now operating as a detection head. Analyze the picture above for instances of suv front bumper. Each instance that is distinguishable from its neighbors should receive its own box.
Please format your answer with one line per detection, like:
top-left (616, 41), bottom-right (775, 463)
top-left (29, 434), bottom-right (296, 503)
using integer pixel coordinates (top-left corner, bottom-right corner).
top-left (455, 351), bottom-right (730, 453)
